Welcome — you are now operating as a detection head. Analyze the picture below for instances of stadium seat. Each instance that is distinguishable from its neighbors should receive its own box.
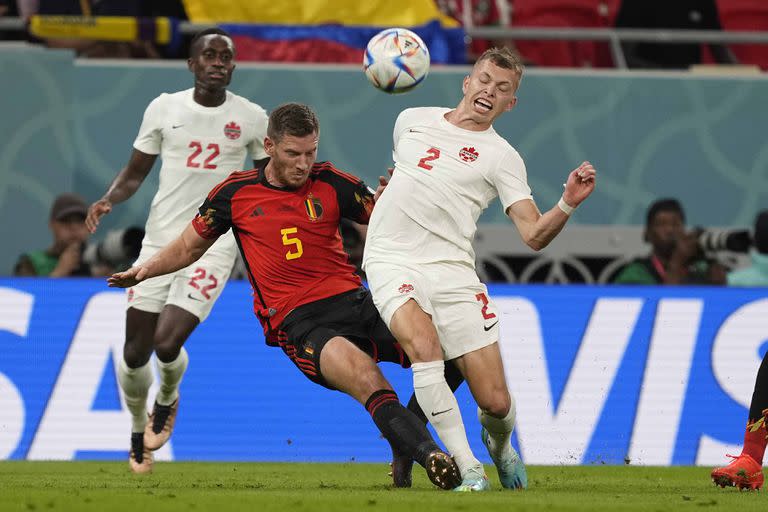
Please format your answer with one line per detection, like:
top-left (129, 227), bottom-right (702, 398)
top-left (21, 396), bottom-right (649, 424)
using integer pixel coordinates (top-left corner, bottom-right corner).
top-left (713, 0), bottom-right (768, 70)
top-left (511, 0), bottom-right (618, 67)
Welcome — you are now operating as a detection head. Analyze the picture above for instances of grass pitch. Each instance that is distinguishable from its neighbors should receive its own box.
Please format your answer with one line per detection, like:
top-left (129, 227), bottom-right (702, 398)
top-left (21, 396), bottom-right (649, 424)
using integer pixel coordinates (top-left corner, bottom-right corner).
top-left (0, 462), bottom-right (763, 512)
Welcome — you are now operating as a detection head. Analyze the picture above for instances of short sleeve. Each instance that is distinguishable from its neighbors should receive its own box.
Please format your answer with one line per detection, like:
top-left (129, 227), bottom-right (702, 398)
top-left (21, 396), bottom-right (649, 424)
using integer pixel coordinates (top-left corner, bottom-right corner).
top-left (247, 103), bottom-right (269, 161)
top-left (192, 179), bottom-right (234, 239)
top-left (132, 94), bottom-right (165, 155)
top-left (492, 148), bottom-right (532, 212)
top-left (392, 109), bottom-right (414, 148)
top-left (317, 163), bottom-right (375, 224)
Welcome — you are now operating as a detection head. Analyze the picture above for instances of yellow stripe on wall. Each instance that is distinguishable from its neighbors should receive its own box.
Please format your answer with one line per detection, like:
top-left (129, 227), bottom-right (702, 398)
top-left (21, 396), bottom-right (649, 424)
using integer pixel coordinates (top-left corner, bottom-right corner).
top-left (181, 0), bottom-right (459, 27)
top-left (29, 16), bottom-right (173, 44)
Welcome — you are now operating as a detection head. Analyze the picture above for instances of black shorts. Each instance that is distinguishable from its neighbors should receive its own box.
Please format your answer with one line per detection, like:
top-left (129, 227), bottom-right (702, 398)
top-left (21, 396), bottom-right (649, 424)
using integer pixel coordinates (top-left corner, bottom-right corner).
top-left (274, 287), bottom-right (410, 389)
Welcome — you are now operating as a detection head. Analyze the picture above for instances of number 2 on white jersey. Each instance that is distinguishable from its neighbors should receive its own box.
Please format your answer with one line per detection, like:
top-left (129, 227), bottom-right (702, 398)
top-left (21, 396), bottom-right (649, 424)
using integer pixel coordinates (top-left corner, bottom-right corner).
top-left (417, 147), bottom-right (440, 170)
top-left (187, 141), bottom-right (220, 169)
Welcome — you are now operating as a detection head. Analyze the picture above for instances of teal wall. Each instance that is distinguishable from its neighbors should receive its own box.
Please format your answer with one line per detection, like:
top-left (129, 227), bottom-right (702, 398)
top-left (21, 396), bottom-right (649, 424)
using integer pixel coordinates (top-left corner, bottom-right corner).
top-left (1, 48), bottom-right (767, 274)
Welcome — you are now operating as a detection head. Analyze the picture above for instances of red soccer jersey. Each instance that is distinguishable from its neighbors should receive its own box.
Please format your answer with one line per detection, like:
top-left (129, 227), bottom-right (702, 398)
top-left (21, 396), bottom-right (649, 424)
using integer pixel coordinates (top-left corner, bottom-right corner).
top-left (192, 159), bottom-right (375, 341)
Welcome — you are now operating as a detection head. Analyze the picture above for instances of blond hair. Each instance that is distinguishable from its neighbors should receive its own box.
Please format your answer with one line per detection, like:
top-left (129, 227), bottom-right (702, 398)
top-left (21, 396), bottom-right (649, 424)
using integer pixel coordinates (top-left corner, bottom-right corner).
top-left (475, 47), bottom-right (525, 79)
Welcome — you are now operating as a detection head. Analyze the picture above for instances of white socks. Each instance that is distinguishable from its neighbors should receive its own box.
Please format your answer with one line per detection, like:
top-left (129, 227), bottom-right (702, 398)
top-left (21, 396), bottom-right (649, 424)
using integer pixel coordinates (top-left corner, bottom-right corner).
top-left (412, 360), bottom-right (481, 477)
top-left (117, 358), bottom-right (153, 433)
top-left (155, 347), bottom-right (189, 406)
top-left (478, 394), bottom-right (516, 462)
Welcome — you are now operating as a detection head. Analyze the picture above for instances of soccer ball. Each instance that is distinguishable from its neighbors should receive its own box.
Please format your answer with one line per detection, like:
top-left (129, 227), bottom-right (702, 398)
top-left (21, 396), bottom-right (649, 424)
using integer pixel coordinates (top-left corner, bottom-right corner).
top-left (363, 28), bottom-right (430, 94)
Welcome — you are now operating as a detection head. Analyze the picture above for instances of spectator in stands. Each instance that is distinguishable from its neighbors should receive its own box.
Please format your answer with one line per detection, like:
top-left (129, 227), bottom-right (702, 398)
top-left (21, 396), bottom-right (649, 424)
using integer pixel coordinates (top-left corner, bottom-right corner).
top-left (728, 210), bottom-right (768, 286)
top-left (436, 0), bottom-right (522, 62)
top-left (612, 198), bottom-right (726, 285)
top-left (14, 193), bottom-right (94, 277)
top-left (615, 0), bottom-right (738, 69)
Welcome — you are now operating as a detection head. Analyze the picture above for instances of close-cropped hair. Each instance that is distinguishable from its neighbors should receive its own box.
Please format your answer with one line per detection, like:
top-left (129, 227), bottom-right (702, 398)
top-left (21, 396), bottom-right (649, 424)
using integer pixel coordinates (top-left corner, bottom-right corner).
top-left (646, 198), bottom-right (686, 227)
top-left (267, 103), bottom-right (320, 142)
top-left (190, 27), bottom-right (232, 53)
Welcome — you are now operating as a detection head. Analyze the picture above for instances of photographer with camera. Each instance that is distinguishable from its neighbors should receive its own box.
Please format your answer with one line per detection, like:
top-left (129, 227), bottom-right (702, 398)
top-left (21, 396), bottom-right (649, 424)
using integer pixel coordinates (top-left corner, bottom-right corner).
top-left (612, 198), bottom-right (726, 285)
top-left (13, 193), bottom-right (144, 277)
top-left (14, 193), bottom-right (94, 277)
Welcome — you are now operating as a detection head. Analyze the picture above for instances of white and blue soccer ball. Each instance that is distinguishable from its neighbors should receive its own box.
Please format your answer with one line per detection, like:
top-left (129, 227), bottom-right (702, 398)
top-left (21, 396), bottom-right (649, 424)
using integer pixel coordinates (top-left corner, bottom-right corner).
top-left (363, 28), bottom-right (430, 94)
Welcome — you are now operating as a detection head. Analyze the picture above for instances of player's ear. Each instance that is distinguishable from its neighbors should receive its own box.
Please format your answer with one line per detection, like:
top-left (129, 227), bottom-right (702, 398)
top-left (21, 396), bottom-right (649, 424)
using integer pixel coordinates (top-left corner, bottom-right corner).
top-left (187, 57), bottom-right (194, 72)
top-left (504, 96), bottom-right (517, 112)
top-left (264, 136), bottom-right (274, 156)
top-left (462, 75), bottom-right (470, 94)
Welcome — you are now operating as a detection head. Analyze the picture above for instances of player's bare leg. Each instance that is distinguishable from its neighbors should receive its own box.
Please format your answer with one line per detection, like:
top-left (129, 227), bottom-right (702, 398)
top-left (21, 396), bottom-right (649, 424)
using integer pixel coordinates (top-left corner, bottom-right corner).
top-left (320, 336), bottom-right (461, 490)
top-left (144, 305), bottom-right (198, 450)
top-left (388, 300), bottom-right (485, 490)
top-left (453, 343), bottom-right (527, 490)
top-left (118, 308), bottom-right (158, 473)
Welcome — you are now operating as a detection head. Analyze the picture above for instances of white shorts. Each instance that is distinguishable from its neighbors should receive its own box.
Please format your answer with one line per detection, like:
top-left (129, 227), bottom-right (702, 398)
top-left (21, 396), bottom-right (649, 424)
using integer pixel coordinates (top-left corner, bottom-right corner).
top-left (365, 260), bottom-right (500, 360)
top-left (126, 245), bottom-right (234, 322)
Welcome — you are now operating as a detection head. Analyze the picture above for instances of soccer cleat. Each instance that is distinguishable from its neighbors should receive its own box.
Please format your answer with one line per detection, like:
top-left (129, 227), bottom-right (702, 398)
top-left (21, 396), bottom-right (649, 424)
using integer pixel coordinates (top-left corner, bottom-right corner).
top-left (481, 427), bottom-right (528, 489)
top-left (390, 449), bottom-right (413, 488)
top-left (711, 453), bottom-right (764, 490)
top-left (452, 465), bottom-right (490, 492)
top-left (425, 450), bottom-right (462, 490)
top-left (144, 397), bottom-right (179, 451)
top-left (129, 432), bottom-right (153, 474)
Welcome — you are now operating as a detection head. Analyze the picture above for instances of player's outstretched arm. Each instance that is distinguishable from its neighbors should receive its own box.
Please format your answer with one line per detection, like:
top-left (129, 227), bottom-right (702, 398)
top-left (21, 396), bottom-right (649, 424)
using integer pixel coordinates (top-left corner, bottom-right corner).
top-left (507, 161), bottom-right (596, 251)
top-left (86, 149), bottom-right (158, 233)
top-left (108, 224), bottom-right (216, 288)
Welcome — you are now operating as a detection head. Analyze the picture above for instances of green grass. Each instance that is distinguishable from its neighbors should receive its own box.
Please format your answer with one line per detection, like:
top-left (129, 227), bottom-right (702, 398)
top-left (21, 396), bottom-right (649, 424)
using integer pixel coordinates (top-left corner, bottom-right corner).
top-left (0, 462), bottom-right (763, 512)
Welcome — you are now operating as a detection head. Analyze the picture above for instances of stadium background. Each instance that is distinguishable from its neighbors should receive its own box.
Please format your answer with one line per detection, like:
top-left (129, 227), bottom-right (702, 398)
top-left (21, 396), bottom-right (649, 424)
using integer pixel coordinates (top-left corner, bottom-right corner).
top-left (1, 0), bottom-right (767, 472)
top-left (1, 50), bottom-right (766, 274)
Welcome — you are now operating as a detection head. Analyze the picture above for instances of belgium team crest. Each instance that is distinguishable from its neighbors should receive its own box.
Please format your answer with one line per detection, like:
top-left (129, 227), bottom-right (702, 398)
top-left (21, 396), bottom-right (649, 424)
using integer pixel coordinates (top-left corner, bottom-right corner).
top-left (305, 194), bottom-right (323, 221)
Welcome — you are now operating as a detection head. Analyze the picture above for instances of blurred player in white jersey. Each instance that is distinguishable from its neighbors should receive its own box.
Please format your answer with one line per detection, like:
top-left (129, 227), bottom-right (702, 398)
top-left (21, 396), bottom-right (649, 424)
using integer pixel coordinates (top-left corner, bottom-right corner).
top-left (86, 28), bottom-right (268, 473)
top-left (363, 47), bottom-right (597, 491)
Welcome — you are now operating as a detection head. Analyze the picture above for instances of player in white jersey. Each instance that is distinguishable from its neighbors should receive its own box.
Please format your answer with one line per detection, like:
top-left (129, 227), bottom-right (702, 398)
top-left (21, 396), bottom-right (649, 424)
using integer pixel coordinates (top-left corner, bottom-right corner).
top-left (85, 28), bottom-right (268, 474)
top-left (363, 47), bottom-right (597, 491)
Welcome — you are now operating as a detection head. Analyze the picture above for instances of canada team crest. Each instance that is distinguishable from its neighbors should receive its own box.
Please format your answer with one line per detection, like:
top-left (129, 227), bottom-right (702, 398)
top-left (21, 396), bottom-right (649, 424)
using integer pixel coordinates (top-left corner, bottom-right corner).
top-left (224, 121), bottom-right (241, 140)
top-left (305, 194), bottom-right (323, 221)
top-left (459, 146), bottom-right (479, 162)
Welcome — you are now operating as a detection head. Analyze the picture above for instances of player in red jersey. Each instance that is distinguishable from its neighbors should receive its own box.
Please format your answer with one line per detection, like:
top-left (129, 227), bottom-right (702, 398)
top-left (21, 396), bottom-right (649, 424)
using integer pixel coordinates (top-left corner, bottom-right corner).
top-left (107, 102), bottom-right (462, 490)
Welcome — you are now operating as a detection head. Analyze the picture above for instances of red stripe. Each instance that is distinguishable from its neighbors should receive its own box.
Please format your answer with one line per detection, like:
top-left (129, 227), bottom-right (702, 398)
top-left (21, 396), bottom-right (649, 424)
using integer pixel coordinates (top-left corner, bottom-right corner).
top-left (368, 337), bottom-right (379, 362)
top-left (313, 162), bottom-right (360, 184)
top-left (207, 169), bottom-right (259, 200)
top-left (366, 393), bottom-right (397, 415)
top-left (369, 396), bottom-right (398, 417)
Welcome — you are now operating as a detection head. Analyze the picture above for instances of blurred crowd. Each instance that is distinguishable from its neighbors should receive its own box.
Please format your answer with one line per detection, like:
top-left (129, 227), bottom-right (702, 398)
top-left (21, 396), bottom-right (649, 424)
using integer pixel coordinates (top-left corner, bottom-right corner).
top-left (0, 0), bottom-right (766, 69)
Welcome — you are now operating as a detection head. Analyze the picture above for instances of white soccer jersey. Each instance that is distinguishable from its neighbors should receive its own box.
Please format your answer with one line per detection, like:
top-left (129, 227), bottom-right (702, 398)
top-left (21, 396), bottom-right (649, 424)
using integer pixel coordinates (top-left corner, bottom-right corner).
top-left (364, 107), bottom-right (532, 267)
top-left (133, 88), bottom-right (268, 258)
